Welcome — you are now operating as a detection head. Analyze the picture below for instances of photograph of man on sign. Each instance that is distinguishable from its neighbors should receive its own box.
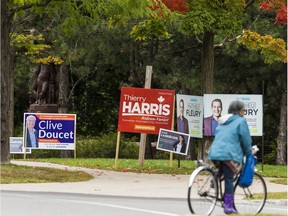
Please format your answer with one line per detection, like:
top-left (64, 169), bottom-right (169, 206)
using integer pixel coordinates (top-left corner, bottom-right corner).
top-left (176, 99), bottom-right (189, 134)
top-left (204, 98), bottom-right (222, 136)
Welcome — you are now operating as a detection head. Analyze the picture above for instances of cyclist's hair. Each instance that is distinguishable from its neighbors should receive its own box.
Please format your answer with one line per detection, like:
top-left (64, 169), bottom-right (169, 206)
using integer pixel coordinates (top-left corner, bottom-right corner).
top-left (228, 100), bottom-right (245, 115)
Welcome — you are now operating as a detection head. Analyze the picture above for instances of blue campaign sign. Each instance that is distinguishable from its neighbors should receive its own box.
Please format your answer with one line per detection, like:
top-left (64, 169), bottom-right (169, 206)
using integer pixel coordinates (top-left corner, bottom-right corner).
top-left (156, 129), bottom-right (191, 156)
top-left (23, 113), bottom-right (76, 150)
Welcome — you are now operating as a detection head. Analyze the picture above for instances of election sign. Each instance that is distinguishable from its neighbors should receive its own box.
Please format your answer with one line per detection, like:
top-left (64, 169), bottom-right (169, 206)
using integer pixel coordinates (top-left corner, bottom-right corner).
top-left (10, 137), bottom-right (31, 154)
top-left (117, 87), bottom-right (175, 134)
top-left (204, 94), bottom-right (263, 136)
top-left (23, 113), bottom-right (76, 150)
top-left (157, 129), bottom-right (190, 155)
top-left (176, 94), bottom-right (203, 138)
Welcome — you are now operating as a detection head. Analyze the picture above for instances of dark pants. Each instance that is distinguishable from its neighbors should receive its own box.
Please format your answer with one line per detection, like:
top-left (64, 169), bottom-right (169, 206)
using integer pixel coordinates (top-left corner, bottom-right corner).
top-left (220, 161), bottom-right (234, 194)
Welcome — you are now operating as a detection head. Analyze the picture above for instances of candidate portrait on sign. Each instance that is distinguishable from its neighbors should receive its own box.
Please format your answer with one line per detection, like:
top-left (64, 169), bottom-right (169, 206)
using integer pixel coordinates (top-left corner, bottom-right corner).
top-left (172, 134), bottom-right (187, 154)
top-left (204, 98), bottom-right (222, 136)
top-left (177, 99), bottom-right (189, 134)
top-left (26, 115), bottom-right (39, 148)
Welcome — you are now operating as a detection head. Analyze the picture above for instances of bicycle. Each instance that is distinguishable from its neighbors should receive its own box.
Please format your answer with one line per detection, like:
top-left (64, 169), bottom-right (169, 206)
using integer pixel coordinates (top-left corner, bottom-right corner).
top-left (187, 160), bottom-right (267, 215)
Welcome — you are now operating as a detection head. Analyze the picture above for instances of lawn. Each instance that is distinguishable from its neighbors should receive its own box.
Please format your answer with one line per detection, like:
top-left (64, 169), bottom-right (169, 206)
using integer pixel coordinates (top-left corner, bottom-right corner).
top-left (1, 158), bottom-right (287, 201)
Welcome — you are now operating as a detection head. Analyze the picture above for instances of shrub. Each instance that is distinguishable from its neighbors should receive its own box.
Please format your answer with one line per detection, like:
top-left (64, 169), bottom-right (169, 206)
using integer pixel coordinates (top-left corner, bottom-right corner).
top-left (76, 132), bottom-right (139, 158)
top-left (14, 132), bottom-right (139, 159)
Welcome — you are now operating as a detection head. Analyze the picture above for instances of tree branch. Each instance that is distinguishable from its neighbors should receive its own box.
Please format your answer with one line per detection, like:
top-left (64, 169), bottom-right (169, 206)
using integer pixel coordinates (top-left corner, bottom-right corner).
top-left (214, 36), bottom-right (229, 48)
top-left (8, 0), bottom-right (53, 19)
top-left (68, 70), bottom-right (97, 101)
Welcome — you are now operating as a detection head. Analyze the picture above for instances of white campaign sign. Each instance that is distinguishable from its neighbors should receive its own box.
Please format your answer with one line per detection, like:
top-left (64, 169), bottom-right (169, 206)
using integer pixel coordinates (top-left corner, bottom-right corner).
top-left (204, 94), bottom-right (263, 136)
top-left (176, 94), bottom-right (204, 138)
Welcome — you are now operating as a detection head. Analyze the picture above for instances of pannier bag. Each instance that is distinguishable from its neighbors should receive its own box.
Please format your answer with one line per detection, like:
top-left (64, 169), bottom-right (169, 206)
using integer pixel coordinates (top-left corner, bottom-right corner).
top-left (239, 154), bottom-right (257, 188)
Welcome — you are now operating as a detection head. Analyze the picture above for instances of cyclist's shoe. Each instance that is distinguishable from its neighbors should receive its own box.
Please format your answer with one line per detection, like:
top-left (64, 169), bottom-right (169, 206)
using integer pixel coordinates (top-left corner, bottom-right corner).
top-left (223, 194), bottom-right (237, 214)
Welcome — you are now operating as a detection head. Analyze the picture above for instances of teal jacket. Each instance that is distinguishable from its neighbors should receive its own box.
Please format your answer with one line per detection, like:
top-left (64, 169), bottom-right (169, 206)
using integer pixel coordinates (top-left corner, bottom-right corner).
top-left (208, 114), bottom-right (252, 164)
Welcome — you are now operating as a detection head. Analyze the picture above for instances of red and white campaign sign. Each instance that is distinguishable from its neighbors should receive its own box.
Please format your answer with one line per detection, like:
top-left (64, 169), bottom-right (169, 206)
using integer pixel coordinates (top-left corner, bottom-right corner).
top-left (117, 87), bottom-right (175, 134)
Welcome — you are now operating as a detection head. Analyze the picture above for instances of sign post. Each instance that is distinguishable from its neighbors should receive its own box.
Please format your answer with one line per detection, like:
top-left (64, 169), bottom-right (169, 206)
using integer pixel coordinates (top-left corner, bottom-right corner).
top-left (23, 122), bottom-right (28, 160)
top-left (138, 66), bottom-right (153, 166)
top-left (114, 131), bottom-right (121, 167)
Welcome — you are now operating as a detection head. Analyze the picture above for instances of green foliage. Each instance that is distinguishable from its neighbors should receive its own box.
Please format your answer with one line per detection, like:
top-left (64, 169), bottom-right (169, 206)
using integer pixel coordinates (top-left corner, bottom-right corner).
top-left (262, 141), bottom-right (277, 164)
top-left (107, 0), bottom-right (152, 27)
top-left (10, 0), bottom-right (42, 7)
top-left (12, 134), bottom-right (139, 159)
top-left (11, 33), bottom-right (50, 55)
top-left (129, 1), bottom-right (178, 41)
top-left (13, 59), bottom-right (33, 132)
top-left (76, 133), bottom-right (139, 159)
top-left (130, 17), bottom-right (171, 41)
top-left (28, 149), bottom-right (61, 158)
top-left (10, 33), bottom-right (63, 64)
top-left (238, 30), bottom-right (287, 64)
top-left (181, 0), bottom-right (245, 36)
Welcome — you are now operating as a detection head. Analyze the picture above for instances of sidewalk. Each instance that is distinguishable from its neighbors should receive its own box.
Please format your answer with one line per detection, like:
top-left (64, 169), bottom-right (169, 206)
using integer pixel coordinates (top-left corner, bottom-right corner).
top-left (1, 160), bottom-right (287, 204)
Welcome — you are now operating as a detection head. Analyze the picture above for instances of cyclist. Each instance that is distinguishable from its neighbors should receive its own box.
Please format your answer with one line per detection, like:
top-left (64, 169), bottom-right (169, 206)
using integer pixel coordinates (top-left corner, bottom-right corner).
top-left (208, 100), bottom-right (252, 214)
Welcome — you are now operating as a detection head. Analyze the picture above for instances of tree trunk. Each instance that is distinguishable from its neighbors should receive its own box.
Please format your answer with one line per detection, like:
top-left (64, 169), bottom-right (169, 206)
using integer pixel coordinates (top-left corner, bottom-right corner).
top-left (148, 37), bottom-right (158, 65)
top-left (201, 31), bottom-right (215, 94)
top-left (129, 41), bottom-right (142, 86)
top-left (1, 0), bottom-right (13, 164)
top-left (58, 65), bottom-right (70, 113)
top-left (58, 64), bottom-right (73, 158)
top-left (198, 31), bottom-right (215, 162)
top-left (276, 71), bottom-right (287, 165)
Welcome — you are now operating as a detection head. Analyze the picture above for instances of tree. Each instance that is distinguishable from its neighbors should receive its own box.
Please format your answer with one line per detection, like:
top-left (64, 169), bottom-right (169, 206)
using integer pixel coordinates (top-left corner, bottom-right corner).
top-left (258, 0), bottom-right (287, 165)
top-left (1, 0), bottom-right (152, 164)
top-left (130, 0), bottom-right (287, 161)
top-left (3, 0), bottom-right (286, 164)
top-left (1, 0), bottom-right (13, 164)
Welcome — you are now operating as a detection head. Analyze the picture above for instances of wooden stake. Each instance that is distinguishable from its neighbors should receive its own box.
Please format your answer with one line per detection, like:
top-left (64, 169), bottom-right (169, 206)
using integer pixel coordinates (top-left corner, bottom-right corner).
top-left (138, 66), bottom-right (153, 167)
top-left (169, 95), bottom-right (176, 167)
top-left (114, 131), bottom-right (121, 167)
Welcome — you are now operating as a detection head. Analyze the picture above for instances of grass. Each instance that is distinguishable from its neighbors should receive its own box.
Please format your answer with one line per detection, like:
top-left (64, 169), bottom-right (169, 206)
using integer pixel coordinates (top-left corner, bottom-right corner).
top-left (233, 215), bottom-right (284, 216)
top-left (255, 164), bottom-right (288, 178)
top-left (1, 159), bottom-right (286, 216)
top-left (28, 158), bottom-right (288, 178)
top-left (270, 178), bottom-right (287, 184)
top-left (25, 158), bottom-right (197, 175)
top-left (1, 158), bottom-right (287, 200)
top-left (0, 163), bottom-right (93, 184)
top-left (267, 192), bottom-right (287, 199)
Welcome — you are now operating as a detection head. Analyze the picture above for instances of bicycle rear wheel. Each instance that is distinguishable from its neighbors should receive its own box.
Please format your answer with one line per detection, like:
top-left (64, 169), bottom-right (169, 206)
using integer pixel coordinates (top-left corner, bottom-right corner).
top-left (188, 167), bottom-right (218, 215)
top-left (234, 172), bottom-right (267, 214)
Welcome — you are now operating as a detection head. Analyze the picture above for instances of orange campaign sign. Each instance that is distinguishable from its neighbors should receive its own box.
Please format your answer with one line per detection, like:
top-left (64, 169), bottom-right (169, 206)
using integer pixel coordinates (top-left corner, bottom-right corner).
top-left (117, 87), bottom-right (175, 134)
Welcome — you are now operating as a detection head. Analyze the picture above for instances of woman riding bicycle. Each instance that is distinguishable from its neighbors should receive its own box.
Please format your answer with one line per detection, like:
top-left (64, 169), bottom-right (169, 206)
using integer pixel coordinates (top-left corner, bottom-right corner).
top-left (208, 100), bottom-right (252, 214)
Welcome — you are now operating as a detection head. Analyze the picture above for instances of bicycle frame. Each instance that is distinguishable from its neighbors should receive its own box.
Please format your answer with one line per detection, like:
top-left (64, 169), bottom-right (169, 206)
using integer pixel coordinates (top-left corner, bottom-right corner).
top-left (188, 164), bottom-right (241, 207)
top-left (188, 161), bottom-right (267, 215)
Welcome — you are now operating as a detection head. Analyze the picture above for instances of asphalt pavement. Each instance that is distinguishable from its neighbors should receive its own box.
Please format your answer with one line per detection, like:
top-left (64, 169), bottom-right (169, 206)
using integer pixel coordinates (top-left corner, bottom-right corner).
top-left (1, 160), bottom-right (287, 206)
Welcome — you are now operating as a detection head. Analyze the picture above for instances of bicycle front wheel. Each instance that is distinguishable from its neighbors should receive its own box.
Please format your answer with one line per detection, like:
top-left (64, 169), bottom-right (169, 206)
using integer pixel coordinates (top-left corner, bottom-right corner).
top-left (234, 172), bottom-right (267, 214)
top-left (188, 166), bottom-right (218, 215)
